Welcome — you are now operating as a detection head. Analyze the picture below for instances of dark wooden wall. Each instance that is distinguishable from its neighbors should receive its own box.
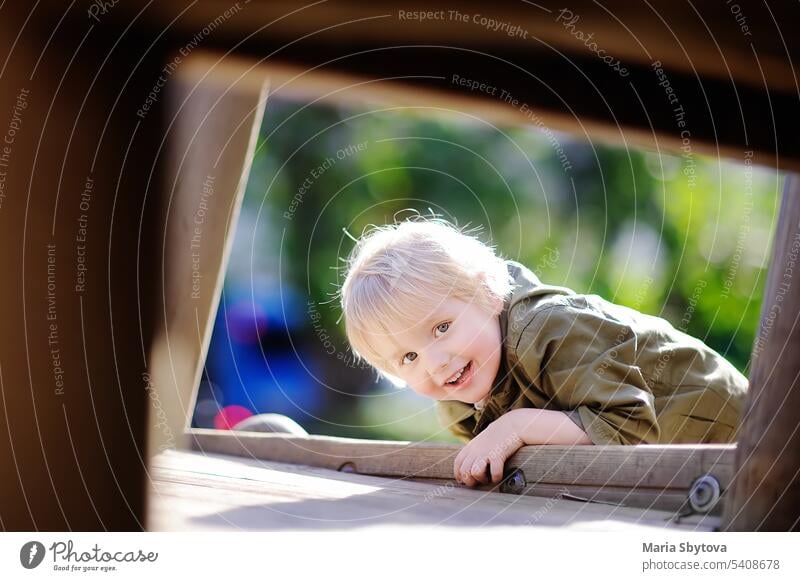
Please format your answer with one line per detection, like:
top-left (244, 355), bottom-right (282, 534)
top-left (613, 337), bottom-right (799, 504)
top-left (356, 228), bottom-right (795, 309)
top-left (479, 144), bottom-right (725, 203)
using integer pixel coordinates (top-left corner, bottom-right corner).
top-left (107, 0), bottom-right (800, 171)
top-left (0, 5), bottom-right (166, 530)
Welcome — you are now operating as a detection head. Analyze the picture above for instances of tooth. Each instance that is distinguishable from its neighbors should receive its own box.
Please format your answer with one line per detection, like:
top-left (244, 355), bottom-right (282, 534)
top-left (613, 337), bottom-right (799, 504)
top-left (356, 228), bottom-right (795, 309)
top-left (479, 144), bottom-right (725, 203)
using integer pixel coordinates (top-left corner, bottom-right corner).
top-left (448, 364), bottom-right (466, 384)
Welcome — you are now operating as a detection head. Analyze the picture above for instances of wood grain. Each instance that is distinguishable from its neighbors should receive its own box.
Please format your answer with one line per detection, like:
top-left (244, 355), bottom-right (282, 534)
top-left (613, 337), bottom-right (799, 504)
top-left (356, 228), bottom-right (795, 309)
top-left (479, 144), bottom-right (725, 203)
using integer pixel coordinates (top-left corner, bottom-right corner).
top-left (723, 176), bottom-right (800, 531)
top-left (190, 429), bottom-right (733, 513)
top-left (149, 449), bottom-right (720, 531)
top-left (147, 54), bottom-right (268, 455)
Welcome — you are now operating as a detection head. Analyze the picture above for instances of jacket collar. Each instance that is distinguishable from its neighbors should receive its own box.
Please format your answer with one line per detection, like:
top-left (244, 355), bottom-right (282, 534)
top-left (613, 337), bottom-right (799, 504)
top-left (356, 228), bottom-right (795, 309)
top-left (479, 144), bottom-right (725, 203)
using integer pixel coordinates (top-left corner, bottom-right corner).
top-left (471, 260), bottom-right (573, 435)
top-left (437, 260), bottom-right (574, 437)
top-left (471, 289), bottom-right (515, 434)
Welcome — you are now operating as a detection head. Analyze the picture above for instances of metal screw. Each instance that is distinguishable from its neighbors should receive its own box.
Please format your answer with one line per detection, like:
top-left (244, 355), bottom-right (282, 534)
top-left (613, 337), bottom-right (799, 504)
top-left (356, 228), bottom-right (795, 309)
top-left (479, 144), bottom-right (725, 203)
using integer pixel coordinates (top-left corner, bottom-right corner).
top-left (500, 468), bottom-right (527, 495)
top-left (688, 474), bottom-right (721, 513)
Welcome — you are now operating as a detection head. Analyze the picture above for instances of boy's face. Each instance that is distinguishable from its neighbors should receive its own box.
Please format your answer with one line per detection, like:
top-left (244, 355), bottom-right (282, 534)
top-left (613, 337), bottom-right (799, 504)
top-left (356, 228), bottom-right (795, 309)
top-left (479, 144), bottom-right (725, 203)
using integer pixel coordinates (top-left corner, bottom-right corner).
top-left (372, 294), bottom-right (503, 404)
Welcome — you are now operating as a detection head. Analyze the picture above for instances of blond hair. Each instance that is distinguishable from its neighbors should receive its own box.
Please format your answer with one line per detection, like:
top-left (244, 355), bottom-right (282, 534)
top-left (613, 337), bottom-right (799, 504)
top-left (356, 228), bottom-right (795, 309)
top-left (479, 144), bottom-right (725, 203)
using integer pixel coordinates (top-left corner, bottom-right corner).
top-left (338, 217), bottom-right (513, 373)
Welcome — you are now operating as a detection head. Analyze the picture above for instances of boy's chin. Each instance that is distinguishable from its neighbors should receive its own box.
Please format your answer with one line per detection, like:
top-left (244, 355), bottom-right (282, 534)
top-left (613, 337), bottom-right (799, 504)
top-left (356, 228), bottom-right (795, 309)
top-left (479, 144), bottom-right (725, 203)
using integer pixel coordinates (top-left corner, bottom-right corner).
top-left (448, 388), bottom-right (490, 405)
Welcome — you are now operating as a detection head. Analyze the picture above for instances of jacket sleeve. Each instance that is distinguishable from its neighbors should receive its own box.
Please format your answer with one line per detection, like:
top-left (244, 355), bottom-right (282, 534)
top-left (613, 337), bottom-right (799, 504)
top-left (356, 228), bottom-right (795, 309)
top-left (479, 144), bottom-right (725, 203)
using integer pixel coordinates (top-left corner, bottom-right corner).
top-left (514, 303), bottom-right (661, 445)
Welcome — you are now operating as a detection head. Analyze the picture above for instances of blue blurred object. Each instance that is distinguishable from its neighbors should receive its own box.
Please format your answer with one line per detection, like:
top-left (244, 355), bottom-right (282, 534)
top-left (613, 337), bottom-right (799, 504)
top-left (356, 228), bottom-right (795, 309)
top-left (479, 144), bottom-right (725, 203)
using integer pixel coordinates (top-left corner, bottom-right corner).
top-left (194, 282), bottom-right (322, 426)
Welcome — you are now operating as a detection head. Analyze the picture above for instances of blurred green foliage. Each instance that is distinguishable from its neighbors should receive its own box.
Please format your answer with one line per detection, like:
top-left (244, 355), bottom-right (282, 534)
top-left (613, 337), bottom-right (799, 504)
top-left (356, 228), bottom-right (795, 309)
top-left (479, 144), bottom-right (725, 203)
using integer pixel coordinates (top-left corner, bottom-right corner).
top-left (236, 94), bottom-right (781, 442)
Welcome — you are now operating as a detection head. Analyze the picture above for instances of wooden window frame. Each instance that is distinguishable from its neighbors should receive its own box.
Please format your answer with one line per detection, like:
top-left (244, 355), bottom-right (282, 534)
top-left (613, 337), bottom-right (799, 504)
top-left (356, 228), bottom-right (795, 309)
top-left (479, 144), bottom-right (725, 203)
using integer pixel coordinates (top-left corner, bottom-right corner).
top-left (151, 49), bottom-right (795, 527)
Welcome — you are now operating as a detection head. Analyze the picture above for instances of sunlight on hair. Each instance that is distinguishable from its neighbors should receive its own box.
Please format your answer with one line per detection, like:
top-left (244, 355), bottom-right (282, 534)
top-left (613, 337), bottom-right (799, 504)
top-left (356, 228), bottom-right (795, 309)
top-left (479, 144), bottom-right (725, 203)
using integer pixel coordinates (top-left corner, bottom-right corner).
top-left (381, 371), bottom-right (407, 388)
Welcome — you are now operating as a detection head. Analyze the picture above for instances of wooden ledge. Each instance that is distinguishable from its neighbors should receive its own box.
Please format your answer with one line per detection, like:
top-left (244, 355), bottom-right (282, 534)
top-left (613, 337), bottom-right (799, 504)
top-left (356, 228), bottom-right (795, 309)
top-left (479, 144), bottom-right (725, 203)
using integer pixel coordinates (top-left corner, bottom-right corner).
top-left (188, 428), bottom-right (734, 514)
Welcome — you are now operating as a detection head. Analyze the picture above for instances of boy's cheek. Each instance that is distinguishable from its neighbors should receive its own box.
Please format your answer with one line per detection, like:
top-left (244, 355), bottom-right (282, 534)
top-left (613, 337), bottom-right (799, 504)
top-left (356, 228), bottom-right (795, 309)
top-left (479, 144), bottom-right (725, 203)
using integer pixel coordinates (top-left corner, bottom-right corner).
top-left (411, 383), bottom-right (442, 399)
top-left (406, 373), bottom-right (461, 399)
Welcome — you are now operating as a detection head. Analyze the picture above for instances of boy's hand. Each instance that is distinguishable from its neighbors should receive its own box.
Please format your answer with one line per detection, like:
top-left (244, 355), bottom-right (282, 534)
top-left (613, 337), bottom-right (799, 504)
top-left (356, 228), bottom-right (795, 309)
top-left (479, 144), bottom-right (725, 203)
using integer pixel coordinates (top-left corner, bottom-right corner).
top-left (454, 414), bottom-right (524, 487)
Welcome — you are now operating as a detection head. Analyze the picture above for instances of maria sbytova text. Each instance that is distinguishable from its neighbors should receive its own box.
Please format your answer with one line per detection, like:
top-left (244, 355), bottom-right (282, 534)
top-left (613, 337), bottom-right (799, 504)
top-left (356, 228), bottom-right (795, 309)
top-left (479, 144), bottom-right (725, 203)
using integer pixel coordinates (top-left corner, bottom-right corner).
top-left (643, 542), bottom-right (727, 556)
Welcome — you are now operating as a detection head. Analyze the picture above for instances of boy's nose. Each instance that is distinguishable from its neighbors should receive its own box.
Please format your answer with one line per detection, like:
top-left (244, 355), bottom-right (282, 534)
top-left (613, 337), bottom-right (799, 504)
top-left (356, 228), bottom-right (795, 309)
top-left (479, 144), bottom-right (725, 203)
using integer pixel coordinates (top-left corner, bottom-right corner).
top-left (425, 352), bottom-right (451, 377)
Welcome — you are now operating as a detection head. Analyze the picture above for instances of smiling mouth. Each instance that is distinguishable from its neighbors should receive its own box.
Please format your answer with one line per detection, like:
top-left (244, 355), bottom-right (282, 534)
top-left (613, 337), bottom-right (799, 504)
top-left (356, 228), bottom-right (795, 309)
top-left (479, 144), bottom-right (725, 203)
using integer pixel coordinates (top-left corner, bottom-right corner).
top-left (444, 361), bottom-right (472, 387)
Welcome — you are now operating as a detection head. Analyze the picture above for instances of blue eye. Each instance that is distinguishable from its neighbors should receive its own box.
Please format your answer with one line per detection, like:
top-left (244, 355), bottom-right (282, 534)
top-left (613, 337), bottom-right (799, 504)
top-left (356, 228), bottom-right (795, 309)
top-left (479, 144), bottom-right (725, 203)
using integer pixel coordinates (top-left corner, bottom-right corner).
top-left (435, 322), bottom-right (450, 336)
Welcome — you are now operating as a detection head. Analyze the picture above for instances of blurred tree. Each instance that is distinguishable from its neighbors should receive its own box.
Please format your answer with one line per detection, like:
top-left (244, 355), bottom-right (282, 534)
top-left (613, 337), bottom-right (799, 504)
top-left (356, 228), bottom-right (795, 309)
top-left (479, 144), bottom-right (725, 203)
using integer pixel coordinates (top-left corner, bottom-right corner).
top-left (203, 95), bottom-right (781, 442)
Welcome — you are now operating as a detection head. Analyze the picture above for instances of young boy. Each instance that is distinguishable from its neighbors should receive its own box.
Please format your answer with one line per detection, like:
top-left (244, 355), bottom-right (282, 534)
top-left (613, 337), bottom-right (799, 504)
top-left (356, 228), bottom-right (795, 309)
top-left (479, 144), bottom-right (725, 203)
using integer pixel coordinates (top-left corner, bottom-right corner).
top-left (338, 218), bottom-right (748, 488)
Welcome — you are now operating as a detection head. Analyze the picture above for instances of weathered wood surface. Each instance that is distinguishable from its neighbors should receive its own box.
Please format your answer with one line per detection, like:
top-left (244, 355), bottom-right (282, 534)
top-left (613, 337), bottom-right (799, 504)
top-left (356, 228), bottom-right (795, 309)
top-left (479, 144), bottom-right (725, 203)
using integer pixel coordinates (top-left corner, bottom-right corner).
top-left (723, 176), bottom-right (800, 531)
top-left (149, 450), bottom-right (719, 530)
top-left (147, 54), bottom-right (268, 455)
top-left (190, 429), bottom-right (734, 514)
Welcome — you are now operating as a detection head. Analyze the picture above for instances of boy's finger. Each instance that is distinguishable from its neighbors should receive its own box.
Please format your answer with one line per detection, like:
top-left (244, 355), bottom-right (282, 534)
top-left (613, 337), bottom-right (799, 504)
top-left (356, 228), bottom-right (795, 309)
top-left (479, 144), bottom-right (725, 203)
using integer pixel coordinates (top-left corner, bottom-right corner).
top-left (457, 456), bottom-right (475, 485)
top-left (470, 458), bottom-right (489, 484)
top-left (489, 458), bottom-right (504, 484)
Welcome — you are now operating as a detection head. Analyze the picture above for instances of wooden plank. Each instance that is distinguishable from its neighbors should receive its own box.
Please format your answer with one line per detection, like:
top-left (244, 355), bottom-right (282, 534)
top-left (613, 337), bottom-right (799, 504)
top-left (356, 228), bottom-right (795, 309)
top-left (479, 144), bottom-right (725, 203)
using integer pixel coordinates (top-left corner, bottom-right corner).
top-left (104, 1), bottom-right (798, 93)
top-left (91, 2), bottom-right (800, 171)
top-left (409, 477), bottom-right (702, 515)
top-left (723, 175), bottom-right (800, 531)
top-left (190, 429), bottom-right (734, 488)
top-left (146, 54), bottom-right (268, 456)
top-left (189, 429), bottom-right (733, 513)
top-left (148, 450), bottom-right (719, 530)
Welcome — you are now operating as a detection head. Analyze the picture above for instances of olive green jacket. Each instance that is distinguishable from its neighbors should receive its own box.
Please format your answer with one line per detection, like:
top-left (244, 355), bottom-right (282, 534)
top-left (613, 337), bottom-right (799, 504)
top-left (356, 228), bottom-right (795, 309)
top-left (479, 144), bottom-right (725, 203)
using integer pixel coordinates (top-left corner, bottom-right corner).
top-left (437, 260), bottom-right (748, 445)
